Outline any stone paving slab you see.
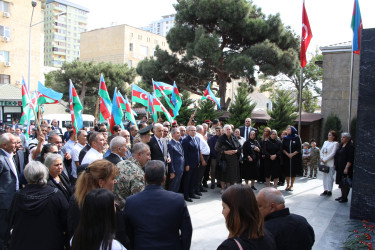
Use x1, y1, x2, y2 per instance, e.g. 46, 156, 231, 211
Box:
186, 175, 354, 250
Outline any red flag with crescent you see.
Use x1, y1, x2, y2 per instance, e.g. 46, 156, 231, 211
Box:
301, 0, 312, 68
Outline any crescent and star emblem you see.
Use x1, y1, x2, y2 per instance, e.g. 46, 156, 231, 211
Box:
302, 23, 308, 41
140, 93, 148, 100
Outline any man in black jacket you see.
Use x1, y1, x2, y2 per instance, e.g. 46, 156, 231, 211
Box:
257, 187, 315, 250
105, 136, 127, 165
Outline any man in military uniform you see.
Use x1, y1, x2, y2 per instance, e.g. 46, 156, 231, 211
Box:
114, 142, 151, 210
209, 119, 220, 135
138, 124, 153, 144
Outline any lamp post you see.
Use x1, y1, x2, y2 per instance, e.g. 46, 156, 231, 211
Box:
28, 1, 65, 91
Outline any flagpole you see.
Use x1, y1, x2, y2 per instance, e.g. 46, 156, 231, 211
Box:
348, 48, 355, 132
298, 67, 303, 134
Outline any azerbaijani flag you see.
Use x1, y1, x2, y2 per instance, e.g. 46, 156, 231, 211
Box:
148, 94, 157, 123
132, 84, 150, 107
152, 80, 173, 97
20, 77, 31, 124
25, 91, 38, 139
109, 88, 124, 134
171, 82, 182, 116
351, 0, 363, 54
152, 94, 173, 123
69, 80, 83, 134
37, 81, 63, 105
201, 82, 221, 109
99, 74, 112, 122
118, 91, 138, 129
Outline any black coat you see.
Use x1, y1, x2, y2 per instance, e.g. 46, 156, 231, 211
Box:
334, 141, 355, 184
264, 208, 315, 250
217, 229, 276, 250
104, 152, 123, 165
47, 173, 72, 202
6, 184, 69, 250
282, 136, 302, 177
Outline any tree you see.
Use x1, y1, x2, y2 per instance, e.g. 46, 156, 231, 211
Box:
137, 0, 299, 109
260, 52, 323, 112
227, 85, 257, 128
45, 60, 136, 115
195, 99, 221, 124
324, 114, 342, 139
267, 89, 297, 132
174, 90, 195, 125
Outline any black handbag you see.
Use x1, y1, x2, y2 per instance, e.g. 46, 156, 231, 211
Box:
340, 176, 352, 188
318, 163, 330, 173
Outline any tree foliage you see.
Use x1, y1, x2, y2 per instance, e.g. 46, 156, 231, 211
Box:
302, 89, 319, 113
228, 85, 257, 128
174, 90, 195, 125
137, 0, 299, 109
267, 89, 297, 132
324, 114, 342, 139
45, 60, 136, 115
195, 99, 221, 124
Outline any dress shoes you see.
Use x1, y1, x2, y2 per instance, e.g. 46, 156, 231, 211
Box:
200, 188, 208, 192
335, 197, 343, 201
339, 198, 348, 203
326, 191, 332, 196
184, 197, 193, 202
190, 195, 200, 199
195, 192, 202, 196
320, 191, 328, 196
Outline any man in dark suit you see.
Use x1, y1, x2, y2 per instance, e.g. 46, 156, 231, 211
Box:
148, 123, 169, 164
167, 128, 184, 192
51, 119, 63, 135
181, 126, 201, 202
13, 135, 27, 180
124, 160, 192, 250
104, 136, 128, 165
239, 117, 257, 141
0, 133, 18, 248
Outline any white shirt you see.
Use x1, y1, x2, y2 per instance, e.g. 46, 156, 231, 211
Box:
196, 133, 210, 155
63, 140, 76, 154
71, 143, 85, 178
1, 149, 19, 190
81, 147, 103, 165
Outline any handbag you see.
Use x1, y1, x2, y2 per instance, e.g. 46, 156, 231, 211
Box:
340, 176, 352, 188
318, 163, 330, 173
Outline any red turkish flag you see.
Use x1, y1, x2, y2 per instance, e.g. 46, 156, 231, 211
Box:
301, 0, 312, 68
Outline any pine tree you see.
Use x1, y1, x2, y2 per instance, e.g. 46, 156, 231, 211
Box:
195, 99, 220, 124
175, 90, 194, 125
228, 85, 256, 128
324, 114, 342, 139
267, 89, 297, 132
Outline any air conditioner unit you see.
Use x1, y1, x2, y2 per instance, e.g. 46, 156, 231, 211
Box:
2, 36, 10, 42
4, 62, 11, 67
3, 12, 10, 18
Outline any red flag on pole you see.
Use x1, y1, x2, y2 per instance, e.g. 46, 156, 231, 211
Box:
301, 0, 312, 68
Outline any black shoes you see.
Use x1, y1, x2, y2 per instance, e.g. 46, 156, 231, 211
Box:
200, 188, 208, 192
339, 198, 348, 203
195, 192, 202, 196
335, 197, 343, 201
190, 195, 200, 199
251, 186, 257, 191
327, 191, 332, 196
184, 197, 193, 202
320, 191, 328, 196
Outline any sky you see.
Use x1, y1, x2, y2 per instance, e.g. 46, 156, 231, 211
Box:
73, 0, 375, 55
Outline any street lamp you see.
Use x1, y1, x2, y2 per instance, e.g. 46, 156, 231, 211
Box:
28, 1, 66, 91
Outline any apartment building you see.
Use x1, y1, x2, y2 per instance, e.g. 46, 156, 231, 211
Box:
141, 14, 175, 37
44, 0, 88, 67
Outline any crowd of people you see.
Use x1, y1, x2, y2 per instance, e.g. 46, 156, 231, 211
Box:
0, 115, 355, 249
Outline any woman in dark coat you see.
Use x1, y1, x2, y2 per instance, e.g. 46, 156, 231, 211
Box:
242, 130, 261, 190
334, 132, 355, 203
282, 125, 302, 191
259, 127, 271, 184
5, 161, 69, 250
264, 130, 282, 189
215, 125, 242, 194
45, 153, 72, 202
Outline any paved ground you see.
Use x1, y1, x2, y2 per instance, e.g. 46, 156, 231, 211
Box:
187, 174, 354, 250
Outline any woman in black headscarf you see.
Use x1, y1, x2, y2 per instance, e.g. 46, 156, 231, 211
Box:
282, 125, 302, 191
242, 130, 261, 190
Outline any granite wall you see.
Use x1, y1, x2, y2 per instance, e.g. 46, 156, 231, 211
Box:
350, 28, 375, 222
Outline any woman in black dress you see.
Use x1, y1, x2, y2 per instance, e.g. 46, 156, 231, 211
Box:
282, 125, 302, 191
264, 130, 282, 189
259, 127, 271, 184
334, 132, 355, 203
217, 185, 276, 250
242, 130, 261, 190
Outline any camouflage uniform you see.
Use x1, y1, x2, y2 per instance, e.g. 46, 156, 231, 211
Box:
114, 156, 145, 210
309, 147, 320, 178
133, 134, 141, 145
209, 127, 216, 136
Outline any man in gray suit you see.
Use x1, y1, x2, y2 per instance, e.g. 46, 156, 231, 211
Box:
0, 133, 17, 248
167, 128, 184, 192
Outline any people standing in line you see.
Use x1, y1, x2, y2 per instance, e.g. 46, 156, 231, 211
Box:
320, 130, 339, 197
71, 188, 126, 250
5, 161, 69, 250
217, 185, 276, 250
282, 126, 302, 191
242, 130, 261, 190
263, 130, 282, 189
124, 160, 192, 250
215, 125, 241, 194
257, 187, 315, 250
181, 126, 201, 202
309, 139, 320, 179
167, 128, 185, 193
259, 127, 271, 184
334, 132, 355, 203
208, 126, 222, 189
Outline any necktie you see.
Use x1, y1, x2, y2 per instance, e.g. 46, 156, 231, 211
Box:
158, 139, 164, 154
245, 127, 248, 141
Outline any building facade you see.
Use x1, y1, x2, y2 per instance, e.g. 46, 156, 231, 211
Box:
44, 0, 88, 67
141, 14, 175, 37
0, 0, 43, 91
80, 24, 170, 69
320, 42, 359, 136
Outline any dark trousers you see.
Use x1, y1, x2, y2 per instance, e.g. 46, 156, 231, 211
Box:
183, 165, 198, 198
195, 155, 209, 192
203, 157, 211, 184
0, 209, 7, 249
168, 171, 183, 193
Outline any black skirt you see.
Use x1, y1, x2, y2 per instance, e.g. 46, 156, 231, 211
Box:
241, 160, 259, 180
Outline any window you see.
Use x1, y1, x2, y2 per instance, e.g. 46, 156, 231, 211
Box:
138, 35, 142, 40
129, 43, 133, 52
0, 1, 9, 12
0, 50, 9, 62
0, 25, 10, 38
139, 45, 148, 57
0, 74, 10, 84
